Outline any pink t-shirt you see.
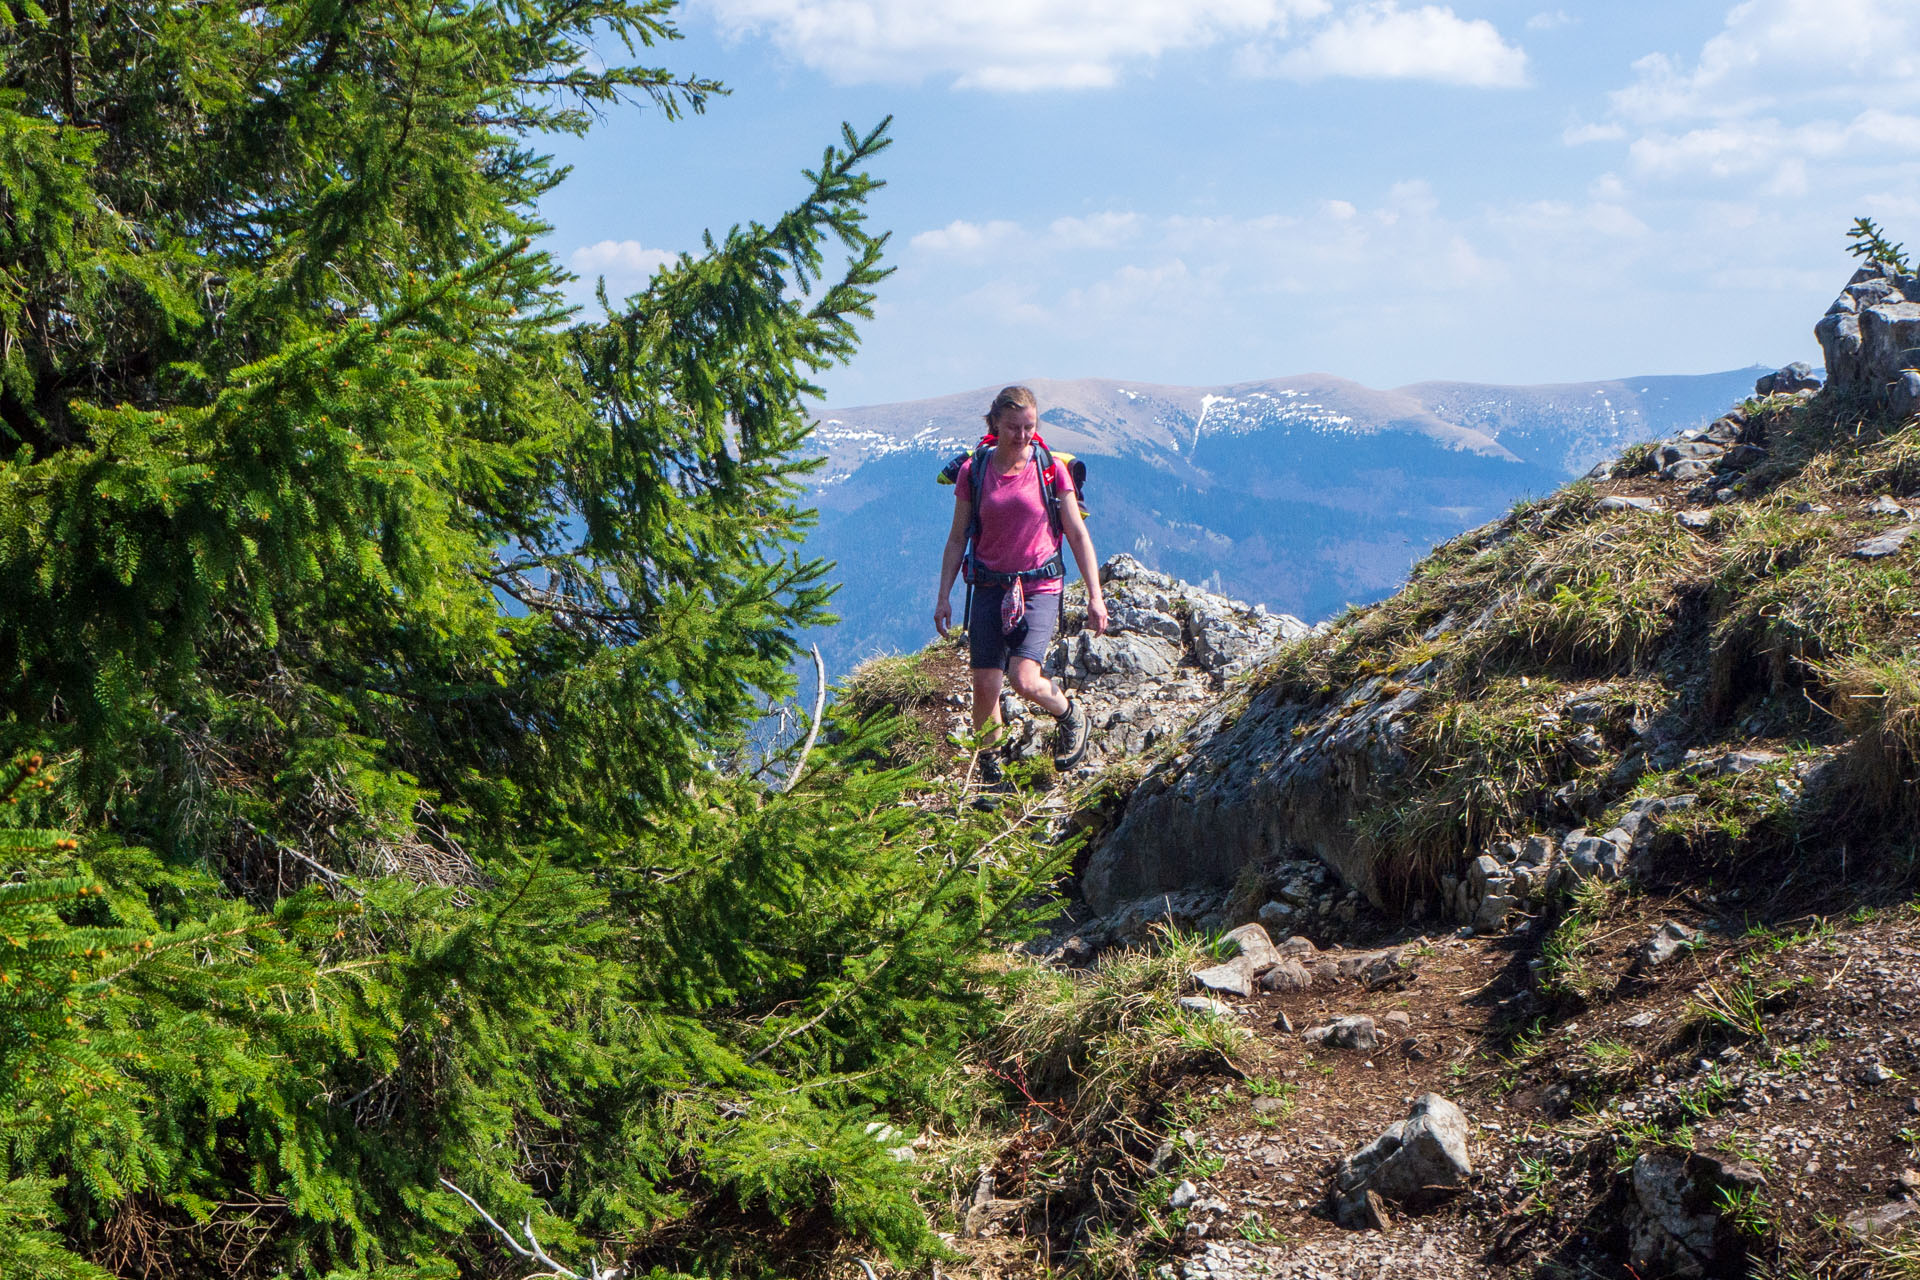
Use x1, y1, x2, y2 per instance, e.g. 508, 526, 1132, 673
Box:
956, 450, 1074, 594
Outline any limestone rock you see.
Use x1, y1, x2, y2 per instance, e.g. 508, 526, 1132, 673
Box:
1190, 923, 1283, 996
1331, 1094, 1472, 1225
1855, 524, 1918, 559
1189, 963, 1253, 997
1597, 495, 1661, 513
1082, 661, 1425, 910
1625, 1150, 1766, 1278
1302, 1014, 1381, 1052
1257, 958, 1313, 993
1256, 900, 1293, 930
1047, 554, 1307, 779
1560, 827, 1631, 883
1817, 261, 1920, 406
1655, 441, 1726, 467
1753, 361, 1821, 395
1843, 1199, 1920, 1241
1636, 920, 1700, 971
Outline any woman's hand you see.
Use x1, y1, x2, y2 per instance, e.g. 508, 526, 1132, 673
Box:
934, 597, 952, 636
1086, 598, 1109, 635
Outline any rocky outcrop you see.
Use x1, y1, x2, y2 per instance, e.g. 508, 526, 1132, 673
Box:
1439, 793, 1695, 933
1816, 261, 1920, 416
1076, 386, 1776, 919
1080, 656, 1423, 912
990, 554, 1307, 771
1752, 361, 1820, 396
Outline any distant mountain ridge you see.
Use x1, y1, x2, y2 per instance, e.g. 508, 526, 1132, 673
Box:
798, 367, 1772, 675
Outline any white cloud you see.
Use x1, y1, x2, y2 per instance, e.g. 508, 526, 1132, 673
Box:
1254, 2, 1529, 88
932, 181, 1652, 324
691, 0, 1329, 90
692, 0, 1532, 92
1609, 0, 1920, 125
1525, 9, 1574, 30
1569, 0, 1920, 216
569, 239, 676, 280
847, 175, 1841, 407
1627, 109, 1920, 182
912, 213, 1148, 257
909, 219, 1022, 254
1589, 172, 1628, 201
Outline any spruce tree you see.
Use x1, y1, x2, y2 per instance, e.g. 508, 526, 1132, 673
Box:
0, 2, 1058, 1275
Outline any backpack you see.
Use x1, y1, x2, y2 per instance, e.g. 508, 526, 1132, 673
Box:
936, 433, 1089, 588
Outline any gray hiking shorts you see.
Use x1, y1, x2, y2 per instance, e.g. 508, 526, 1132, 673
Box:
967, 585, 1061, 671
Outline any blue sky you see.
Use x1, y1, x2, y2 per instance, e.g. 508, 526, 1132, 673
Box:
538, 0, 1920, 407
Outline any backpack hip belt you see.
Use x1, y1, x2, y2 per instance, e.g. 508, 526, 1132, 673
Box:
965, 551, 1066, 589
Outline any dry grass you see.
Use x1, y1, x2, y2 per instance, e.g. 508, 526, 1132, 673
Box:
928, 929, 1251, 1276
1823, 653, 1920, 826
1709, 518, 1919, 718
840, 650, 943, 719
1352, 676, 1581, 894
1492, 513, 1706, 675
984, 930, 1249, 1138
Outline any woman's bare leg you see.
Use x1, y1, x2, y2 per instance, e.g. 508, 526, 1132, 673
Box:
1006, 657, 1068, 718
971, 667, 1007, 740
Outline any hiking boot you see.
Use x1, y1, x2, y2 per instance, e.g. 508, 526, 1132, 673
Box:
972, 750, 1006, 811
1053, 697, 1089, 769
978, 750, 1004, 787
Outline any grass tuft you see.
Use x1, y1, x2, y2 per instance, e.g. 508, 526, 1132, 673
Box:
1492, 514, 1706, 675
1823, 653, 1920, 825
840, 650, 942, 719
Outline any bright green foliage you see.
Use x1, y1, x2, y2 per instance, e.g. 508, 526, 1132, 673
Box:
0, 3, 1056, 1275
1848, 215, 1911, 272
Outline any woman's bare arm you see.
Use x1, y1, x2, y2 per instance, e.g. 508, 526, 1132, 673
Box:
934, 489, 972, 636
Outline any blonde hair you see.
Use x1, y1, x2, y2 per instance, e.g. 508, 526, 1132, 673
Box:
984, 385, 1038, 429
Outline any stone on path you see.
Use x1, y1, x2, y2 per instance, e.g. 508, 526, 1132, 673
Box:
1331, 1094, 1472, 1227
1855, 524, 1918, 559
1302, 1014, 1382, 1052
1626, 1150, 1766, 1278
1845, 1199, 1920, 1241
1636, 920, 1701, 971
1191, 923, 1284, 997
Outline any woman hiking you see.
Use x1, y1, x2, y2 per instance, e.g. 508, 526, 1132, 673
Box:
934, 385, 1108, 787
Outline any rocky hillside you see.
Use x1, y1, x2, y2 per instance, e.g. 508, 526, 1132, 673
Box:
858, 266, 1920, 1280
